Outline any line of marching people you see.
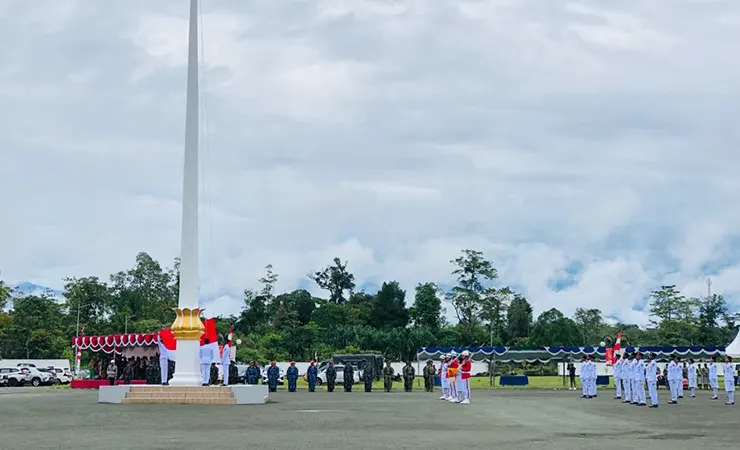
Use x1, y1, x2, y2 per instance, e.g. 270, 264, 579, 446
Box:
609, 352, 735, 407
437, 350, 472, 404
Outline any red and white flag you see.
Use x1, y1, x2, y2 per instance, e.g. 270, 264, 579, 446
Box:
200, 318, 219, 363
158, 329, 177, 361
614, 330, 622, 357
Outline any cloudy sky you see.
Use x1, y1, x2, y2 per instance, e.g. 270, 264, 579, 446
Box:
2, 0, 740, 325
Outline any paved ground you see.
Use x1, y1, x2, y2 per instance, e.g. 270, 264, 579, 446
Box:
0, 387, 737, 450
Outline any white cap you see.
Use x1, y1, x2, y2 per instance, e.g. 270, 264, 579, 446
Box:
462, 350, 470, 356
450, 350, 458, 356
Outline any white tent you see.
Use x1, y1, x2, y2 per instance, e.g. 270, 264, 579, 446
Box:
726, 330, 740, 358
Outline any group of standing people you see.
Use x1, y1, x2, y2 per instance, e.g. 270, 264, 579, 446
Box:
611, 353, 736, 407
437, 350, 472, 404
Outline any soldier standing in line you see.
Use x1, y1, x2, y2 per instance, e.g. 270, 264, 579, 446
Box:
266, 361, 280, 392
146, 357, 158, 385
307, 361, 318, 392
363, 362, 375, 392
326, 361, 337, 392
343, 364, 354, 392
286, 361, 299, 392
403, 361, 415, 392
246, 361, 259, 385
423, 361, 435, 392
123, 360, 134, 385
383, 361, 394, 392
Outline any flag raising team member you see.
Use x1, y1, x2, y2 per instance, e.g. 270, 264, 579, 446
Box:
459, 350, 472, 404
708, 356, 719, 400
723, 356, 735, 405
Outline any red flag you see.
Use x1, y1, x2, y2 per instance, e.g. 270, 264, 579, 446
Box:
200, 318, 218, 346
614, 330, 622, 358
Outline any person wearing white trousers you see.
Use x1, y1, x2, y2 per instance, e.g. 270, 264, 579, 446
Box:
633, 352, 646, 406
221, 343, 231, 386
622, 354, 633, 403
687, 359, 697, 398
439, 357, 449, 400
613, 356, 624, 400
677, 357, 685, 399
708, 357, 719, 400
667, 356, 680, 404
646, 354, 659, 408
724, 356, 735, 405
157, 338, 169, 386
199, 339, 214, 386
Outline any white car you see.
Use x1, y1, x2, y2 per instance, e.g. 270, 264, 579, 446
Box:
316, 365, 360, 385
0, 367, 27, 387
18, 367, 53, 387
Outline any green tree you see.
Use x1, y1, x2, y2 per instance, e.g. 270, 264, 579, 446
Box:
409, 282, 443, 330
371, 281, 409, 329
0, 279, 11, 310
697, 294, 727, 345
506, 294, 533, 344
480, 287, 512, 346
573, 308, 605, 346
310, 257, 356, 304
446, 249, 498, 344
62, 276, 113, 336
529, 308, 581, 346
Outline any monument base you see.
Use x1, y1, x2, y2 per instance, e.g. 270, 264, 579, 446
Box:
168, 339, 202, 386
98, 384, 269, 405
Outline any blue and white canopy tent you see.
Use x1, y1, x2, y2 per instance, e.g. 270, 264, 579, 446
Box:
417, 345, 727, 363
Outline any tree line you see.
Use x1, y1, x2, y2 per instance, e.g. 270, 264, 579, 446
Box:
0, 249, 738, 364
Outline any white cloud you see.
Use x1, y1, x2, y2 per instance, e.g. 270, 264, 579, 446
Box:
1, 0, 740, 329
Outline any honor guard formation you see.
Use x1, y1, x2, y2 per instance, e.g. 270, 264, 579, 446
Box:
606, 353, 735, 407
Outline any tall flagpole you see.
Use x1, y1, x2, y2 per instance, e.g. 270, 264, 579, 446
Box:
169, 0, 205, 386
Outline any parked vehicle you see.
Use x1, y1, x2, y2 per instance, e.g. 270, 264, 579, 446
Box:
262, 367, 284, 385
0, 367, 27, 387
315, 364, 360, 385
38, 367, 70, 384
19, 367, 53, 387
328, 354, 383, 380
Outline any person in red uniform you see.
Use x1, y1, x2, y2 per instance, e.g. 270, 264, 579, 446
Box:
446, 352, 459, 403
460, 350, 472, 404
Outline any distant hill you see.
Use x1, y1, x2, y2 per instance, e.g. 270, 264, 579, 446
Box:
10, 282, 63, 299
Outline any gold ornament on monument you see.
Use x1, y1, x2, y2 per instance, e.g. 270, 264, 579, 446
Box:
170, 307, 205, 340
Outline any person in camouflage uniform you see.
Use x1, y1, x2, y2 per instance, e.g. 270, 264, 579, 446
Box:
403, 361, 415, 392
145, 360, 158, 385
423, 360, 436, 392
326, 361, 337, 392
363, 362, 375, 392
343, 364, 354, 392
209, 363, 219, 385
383, 361, 394, 392
123, 361, 134, 385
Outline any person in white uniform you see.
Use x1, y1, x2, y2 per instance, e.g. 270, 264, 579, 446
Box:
687, 358, 697, 398
613, 354, 623, 400
667, 355, 679, 404
221, 343, 231, 386
676, 357, 685, 399
579, 356, 588, 398
588, 355, 598, 398
708, 356, 719, 400
723, 355, 735, 405
157, 338, 169, 386
646, 353, 659, 408
439, 355, 449, 400
622, 353, 633, 403
199, 338, 214, 386
633, 352, 646, 406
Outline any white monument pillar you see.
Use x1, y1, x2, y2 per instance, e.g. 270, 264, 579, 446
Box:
169, 0, 205, 387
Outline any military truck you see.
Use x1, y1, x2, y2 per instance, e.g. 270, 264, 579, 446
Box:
317, 354, 384, 380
